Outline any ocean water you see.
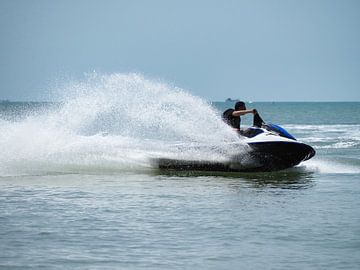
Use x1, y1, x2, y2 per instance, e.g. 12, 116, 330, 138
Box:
1, 74, 359, 269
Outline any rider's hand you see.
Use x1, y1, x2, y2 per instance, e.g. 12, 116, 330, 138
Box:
252, 109, 258, 114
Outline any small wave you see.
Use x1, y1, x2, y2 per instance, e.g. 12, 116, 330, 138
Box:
315, 141, 360, 149
299, 136, 336, 143
283, 124, 360, 151
284, 124, 360, 132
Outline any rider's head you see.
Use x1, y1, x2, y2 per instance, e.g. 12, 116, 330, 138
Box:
235, 101, 246, 111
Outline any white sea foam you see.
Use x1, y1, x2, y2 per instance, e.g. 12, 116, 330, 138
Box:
299, 159, 360, 174
0, 73, 245, 176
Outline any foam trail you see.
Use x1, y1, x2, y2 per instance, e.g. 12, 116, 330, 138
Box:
0, 73, 245, 176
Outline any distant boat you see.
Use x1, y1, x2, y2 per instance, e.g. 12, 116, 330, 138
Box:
225, 98, 240, 102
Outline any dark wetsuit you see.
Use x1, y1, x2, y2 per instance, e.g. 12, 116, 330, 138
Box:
222, 109, 241, 130
223, 108, 265, 137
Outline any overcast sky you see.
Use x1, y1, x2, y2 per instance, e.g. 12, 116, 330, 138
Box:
0, 0, 359, 101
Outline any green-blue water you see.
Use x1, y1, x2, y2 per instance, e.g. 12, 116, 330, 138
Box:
1, 97, 360, 268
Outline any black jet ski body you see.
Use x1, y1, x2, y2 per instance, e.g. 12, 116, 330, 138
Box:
233, 125, 315, 171
155, 115, 315, 172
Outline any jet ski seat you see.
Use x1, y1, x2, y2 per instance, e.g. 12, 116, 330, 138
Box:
240, 127, 264, 138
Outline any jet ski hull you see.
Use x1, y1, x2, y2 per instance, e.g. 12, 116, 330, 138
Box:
244, 141, 315, 171
155, 141, 315, 173
154, 118, 316, 173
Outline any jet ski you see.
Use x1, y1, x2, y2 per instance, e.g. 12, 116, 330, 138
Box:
154, 113, 315, 172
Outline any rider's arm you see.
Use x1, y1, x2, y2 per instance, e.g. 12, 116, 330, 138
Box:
232, 109, 257, 117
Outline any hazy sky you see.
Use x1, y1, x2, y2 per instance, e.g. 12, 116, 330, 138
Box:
0, 0, 359, 101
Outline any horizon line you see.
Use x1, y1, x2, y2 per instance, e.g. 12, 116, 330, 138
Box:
1, 99, 360, 103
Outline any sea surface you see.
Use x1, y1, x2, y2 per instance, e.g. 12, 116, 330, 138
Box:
1, 74, 360, 269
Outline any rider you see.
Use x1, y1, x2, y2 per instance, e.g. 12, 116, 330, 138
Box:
222, 101, 258, 134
